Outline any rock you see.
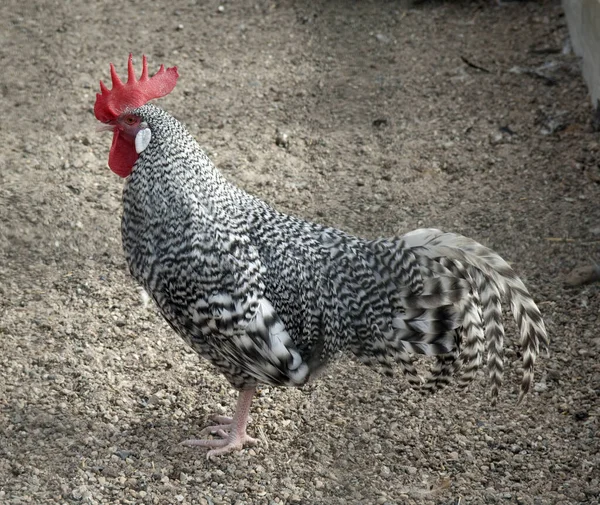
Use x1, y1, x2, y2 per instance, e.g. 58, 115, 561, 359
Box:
114, 449, 136, 460
275, 131, 289, 148
565, 264, 600, 286
71, 485, 91, 502
547, 369, 561, 380
490, 132, 504, 145
101, 467, 119, 478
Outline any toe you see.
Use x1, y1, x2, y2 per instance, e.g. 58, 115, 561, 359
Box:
199, 424, 230, 437
211, 415, 233, 424
206, 441, 244, 458
181, 438, 227, 448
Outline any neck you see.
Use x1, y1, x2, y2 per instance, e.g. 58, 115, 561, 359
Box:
125, 104, 259, 217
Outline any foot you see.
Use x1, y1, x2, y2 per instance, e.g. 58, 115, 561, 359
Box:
181, 389, 257, 458
198, 414, 251, 431
182, 417, 258, 458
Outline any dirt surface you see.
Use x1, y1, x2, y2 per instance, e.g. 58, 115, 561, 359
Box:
1, 0, 599, 504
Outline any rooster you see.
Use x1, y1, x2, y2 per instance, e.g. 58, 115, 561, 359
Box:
94, 55, 548, 458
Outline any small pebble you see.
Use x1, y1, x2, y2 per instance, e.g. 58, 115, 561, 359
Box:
275, 131, 289, 148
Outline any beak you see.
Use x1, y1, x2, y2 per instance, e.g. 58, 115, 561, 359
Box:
96, 123, 115, 133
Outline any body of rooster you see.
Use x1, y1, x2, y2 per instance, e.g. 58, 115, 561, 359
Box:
95, 56, 548, 457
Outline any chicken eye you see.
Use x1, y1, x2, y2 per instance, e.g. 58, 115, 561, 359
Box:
124, 116, 137, 125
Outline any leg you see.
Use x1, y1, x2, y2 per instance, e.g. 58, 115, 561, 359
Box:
182, 388, 258, 458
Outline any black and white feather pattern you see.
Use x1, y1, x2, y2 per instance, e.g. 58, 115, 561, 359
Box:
121, 104, 548, 401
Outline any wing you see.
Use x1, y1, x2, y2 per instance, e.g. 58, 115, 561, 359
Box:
148, 218, 311, 388
219, 297, 310, 386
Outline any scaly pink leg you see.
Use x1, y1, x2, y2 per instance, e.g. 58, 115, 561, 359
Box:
182, 388, 258, 458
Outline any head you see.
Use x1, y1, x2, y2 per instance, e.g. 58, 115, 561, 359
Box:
95, 54, 179, 177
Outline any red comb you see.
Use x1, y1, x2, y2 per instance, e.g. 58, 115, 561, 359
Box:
94, 54, 179, 123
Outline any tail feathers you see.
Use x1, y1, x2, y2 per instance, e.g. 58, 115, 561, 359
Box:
433, 257, 487, 392
397, 228, 548, 402
421, 352, 460, 394
454, 287, 485, 389
358, 351, 423, 387
394, 351, 423, 387
419, 292, 485, 396
473, 267, 505, 404
389, 275, 468, 357
399, 277, 471, 309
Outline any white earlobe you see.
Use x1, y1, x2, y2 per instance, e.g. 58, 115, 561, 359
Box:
135, 128, 152, 154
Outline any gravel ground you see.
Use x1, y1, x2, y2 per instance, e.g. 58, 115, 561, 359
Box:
1, 0, 599, 504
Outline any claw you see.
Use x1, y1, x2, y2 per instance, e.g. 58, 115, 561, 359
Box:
211, 415, 234, 424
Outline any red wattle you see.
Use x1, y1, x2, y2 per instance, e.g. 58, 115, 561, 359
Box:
108, 129, 138, 178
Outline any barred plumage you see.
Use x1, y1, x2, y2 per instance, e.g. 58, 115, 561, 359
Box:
400, 229, 549, 401
95, 57, 548, 457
